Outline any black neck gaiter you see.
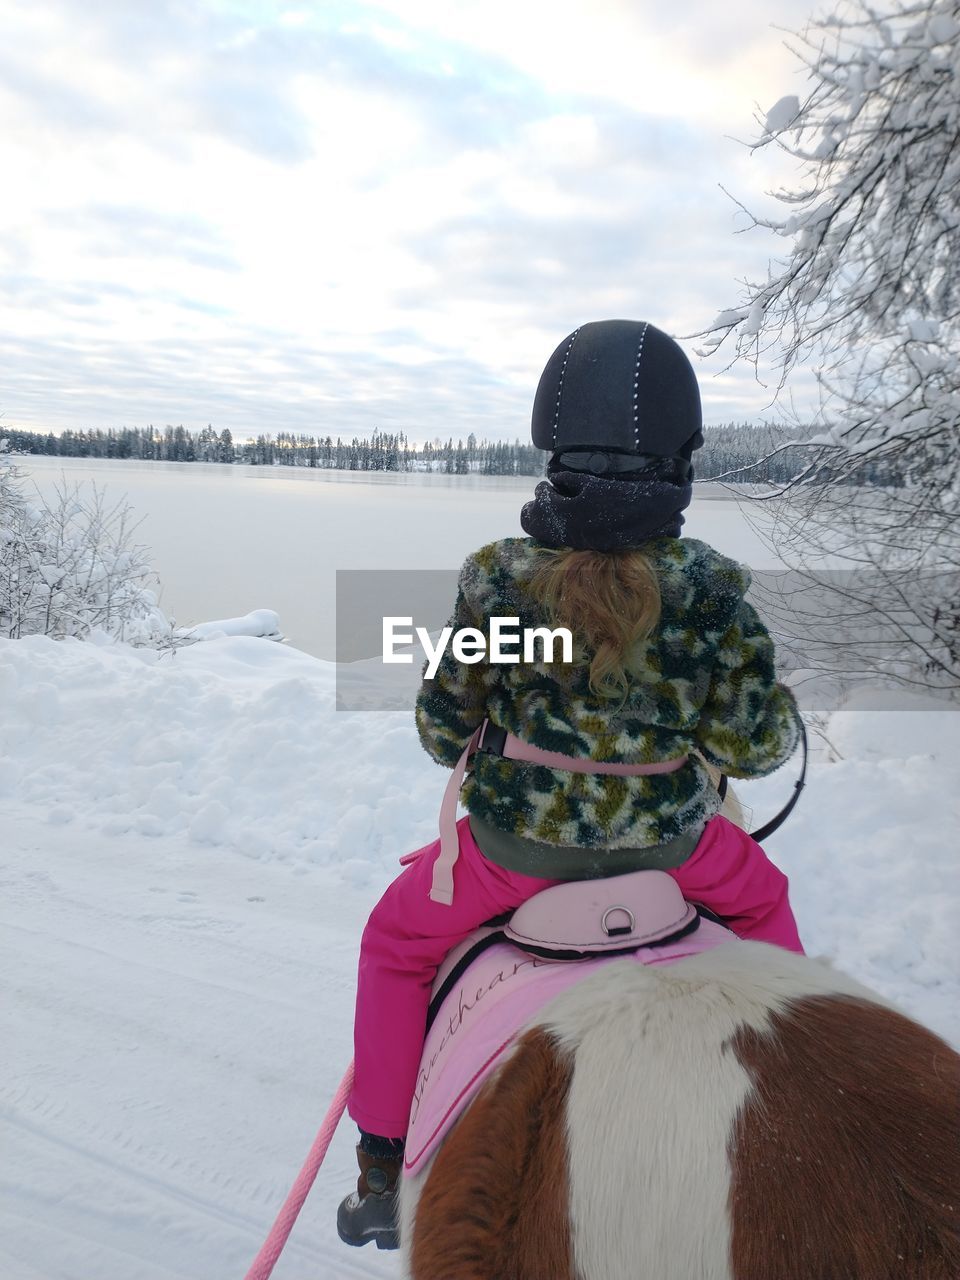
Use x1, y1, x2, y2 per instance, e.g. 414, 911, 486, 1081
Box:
519, 461, 692, 551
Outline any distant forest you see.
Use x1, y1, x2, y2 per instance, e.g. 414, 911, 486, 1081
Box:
0, 421, 902, 485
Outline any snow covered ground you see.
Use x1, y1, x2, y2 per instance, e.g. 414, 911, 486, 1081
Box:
3, 629, 959, 1280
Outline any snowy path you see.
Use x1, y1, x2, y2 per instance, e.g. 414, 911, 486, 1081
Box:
3, 633, 959, 1279
2, 806, 397, 1280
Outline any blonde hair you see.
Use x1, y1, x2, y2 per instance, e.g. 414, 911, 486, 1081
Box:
527, 547, 662, 701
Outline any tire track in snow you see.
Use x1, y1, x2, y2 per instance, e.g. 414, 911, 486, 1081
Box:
0, 1089, 393, 1280
2, 810, 394, 1277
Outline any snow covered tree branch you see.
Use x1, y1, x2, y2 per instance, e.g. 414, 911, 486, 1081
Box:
701, 1, 960, 407
696, 0, 960, 692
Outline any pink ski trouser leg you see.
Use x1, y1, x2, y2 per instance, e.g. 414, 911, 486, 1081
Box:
348, 816, 560, 1138
668, 814, 805, 954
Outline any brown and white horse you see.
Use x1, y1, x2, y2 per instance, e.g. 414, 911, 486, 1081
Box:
398, 797, 960, 1279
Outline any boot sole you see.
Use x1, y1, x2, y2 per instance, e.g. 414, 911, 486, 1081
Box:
337, 1222, 400, 1251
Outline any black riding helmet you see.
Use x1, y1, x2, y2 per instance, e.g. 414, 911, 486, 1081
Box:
520, 320, 703, 549
531, 319, 703, 479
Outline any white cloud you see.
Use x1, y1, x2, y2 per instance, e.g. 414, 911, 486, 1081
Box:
357, 0, 815, 128
0, 0, 821, 440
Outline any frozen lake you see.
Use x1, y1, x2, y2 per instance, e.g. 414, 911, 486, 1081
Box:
15, 456, 779, 659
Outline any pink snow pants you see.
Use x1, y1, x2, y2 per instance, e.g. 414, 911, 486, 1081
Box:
348, 813, 804, 1138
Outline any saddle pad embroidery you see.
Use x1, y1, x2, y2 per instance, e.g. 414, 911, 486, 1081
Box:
404, 919, 731, 1174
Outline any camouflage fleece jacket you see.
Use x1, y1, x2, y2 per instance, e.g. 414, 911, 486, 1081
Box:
414, 536, 802, 850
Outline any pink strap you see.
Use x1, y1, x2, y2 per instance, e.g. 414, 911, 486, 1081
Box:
502, 732, 687, 776
428, 719, 688, 907
432, 723, 485, 905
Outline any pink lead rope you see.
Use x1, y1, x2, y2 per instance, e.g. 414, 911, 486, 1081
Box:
429, 718, 688, 905
243, 1059, 355, 1280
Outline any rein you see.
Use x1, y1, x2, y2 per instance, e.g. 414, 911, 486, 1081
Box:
242, 1061, 355, 1280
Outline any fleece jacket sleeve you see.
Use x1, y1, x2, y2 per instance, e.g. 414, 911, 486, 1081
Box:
693, 595, 802, 779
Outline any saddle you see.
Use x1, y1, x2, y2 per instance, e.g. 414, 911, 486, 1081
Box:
403, 869, 732, 1175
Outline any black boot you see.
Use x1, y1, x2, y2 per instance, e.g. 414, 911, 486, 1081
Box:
336, 1146, 401, 1250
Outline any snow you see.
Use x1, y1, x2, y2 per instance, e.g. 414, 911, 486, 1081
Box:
740, 299, 765, 337
763, 93, 799, 135
927, 13, 960, 44
908, 318, 940, 341
180, 609, 284, 642
813, 128, 839, 160
710, 308, 747, 329
3, 628, 959, 1277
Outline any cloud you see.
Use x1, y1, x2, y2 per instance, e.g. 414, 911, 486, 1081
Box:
0, 0, 551, 162
0, 51, 121, 133
0, 323, 526, 439
0, 0, 824, 442
43, 204, 241, 272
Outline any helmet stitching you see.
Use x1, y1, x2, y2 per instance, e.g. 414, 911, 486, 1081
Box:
551, 326, 581, 449
632, 321, 649, 450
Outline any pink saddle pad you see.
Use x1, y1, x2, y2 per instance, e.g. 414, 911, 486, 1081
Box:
403, 915, 731, 1175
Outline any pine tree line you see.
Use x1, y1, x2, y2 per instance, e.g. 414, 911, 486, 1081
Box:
697, 422, 903, 486
0, 421, 902, 485
0, 424, 544, 475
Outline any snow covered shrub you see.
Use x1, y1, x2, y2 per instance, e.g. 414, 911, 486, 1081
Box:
0, 444, 174, 644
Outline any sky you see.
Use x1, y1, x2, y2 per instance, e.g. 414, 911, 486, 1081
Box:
0, 0, 825, 444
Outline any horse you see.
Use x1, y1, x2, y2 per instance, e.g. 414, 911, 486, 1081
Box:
397, 783, 960, 1280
